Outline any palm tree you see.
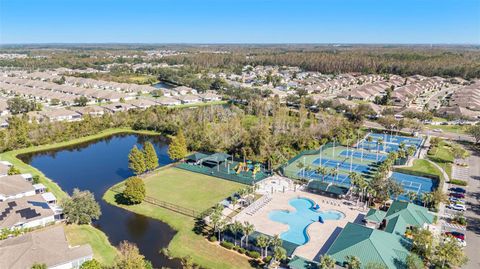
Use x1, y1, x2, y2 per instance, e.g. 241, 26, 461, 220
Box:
316, 166, 328, 182
273, 247, 287, 264
346, 256, 361, 269
271, 234, 283, 251
376, 138, 383, 160
229, 221, 243, 246
366, 136, 373, 150
407, 146, 416, 157
217, 220, 227, 241
297, 161, 305, 179
407, 191, 417, 203
330, 168, 338, 183
319, 255, 336, 269
256, 235, 269, 258
243, 222, 255, 248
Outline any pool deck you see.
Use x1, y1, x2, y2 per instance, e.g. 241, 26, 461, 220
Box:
234, 190, 364, 261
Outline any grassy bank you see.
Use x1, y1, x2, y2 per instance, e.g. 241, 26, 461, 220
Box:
103, 168, 253, 269
0, 127, 157, 264
64, 224, 118, 266
427, 140, 454, 179
0, 128, 158, 199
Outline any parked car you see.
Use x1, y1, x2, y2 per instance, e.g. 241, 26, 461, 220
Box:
449, 197, 465, 204
448, 203, 466, 211
445, 231, 466, 241
449, 192, 465, 199
444, 236, 467, 247
449, 187, 466, 193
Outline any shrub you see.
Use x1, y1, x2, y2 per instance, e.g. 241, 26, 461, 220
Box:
220, 241, 234, 250
122, 176, 146, 204
209, 235, 217, 242
233, 245, 239, 251
263, 256, 272, 263
32, 175, 40, 184
449, 179, 467, 186
238, 248, 246, 254
246, 250, 260, 259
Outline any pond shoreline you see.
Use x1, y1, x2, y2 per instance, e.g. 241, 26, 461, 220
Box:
0, 128, 177, 267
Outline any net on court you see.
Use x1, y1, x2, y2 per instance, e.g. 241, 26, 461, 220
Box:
339, 150, 386, 162
391, 172, 435, 195
297, 169, 351, 186
368, 133, 423, 146
312, 158, 371, 174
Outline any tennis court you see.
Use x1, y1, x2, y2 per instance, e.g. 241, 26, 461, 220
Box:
368, 133, 423, 146
297, 169, 351, 186
312, 158, 371, 174
391, 172, 436, 196
339, 150, 386, 162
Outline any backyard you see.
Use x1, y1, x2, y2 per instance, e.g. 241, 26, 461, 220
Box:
103, 167, 253, 269
64, 224, 118, 266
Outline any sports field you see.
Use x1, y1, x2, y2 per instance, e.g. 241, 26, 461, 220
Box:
104, 167, 252, 269
143, 167, 244, 212
283, 144, 384, 187
357, 133, 424, 153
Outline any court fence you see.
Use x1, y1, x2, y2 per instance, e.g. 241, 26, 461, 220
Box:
279, 143, 339, 180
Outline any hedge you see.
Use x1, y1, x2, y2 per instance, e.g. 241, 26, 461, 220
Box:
449, 179, 468, 186
220, 241, 234, 250
246, 250, 261, 259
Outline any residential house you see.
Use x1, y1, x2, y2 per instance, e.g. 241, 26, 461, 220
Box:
74, 105, 105, 117
40, 108, 82, 122
0, 175, 36, 201
101, 102, 136, 113
0, 225, 93, 269
0, 194, 57, 230
155, 97, 182, 106
177, 94, 201, 104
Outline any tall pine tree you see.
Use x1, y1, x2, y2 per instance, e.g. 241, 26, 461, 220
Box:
167, 130, 188, 161
143, 141, 158, 171
128, 145, 146, 175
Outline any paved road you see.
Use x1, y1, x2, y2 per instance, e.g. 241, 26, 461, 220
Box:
463, 147, 480, 269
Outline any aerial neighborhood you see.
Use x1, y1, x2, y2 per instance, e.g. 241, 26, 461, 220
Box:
0, 1, 479, 268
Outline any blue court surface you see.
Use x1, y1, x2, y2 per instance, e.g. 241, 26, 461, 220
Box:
297, 170, 351, 186
390, 172, 436, 199
368, 133, 423, 146
340, 150, 386, 162
312, 158, 371, 174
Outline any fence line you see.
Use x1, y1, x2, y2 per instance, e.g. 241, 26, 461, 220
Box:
110, 185, 200, 218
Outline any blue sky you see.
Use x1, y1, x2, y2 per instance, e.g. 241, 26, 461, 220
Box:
1, 0, 479, 44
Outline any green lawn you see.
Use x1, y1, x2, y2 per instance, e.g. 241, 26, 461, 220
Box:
64, 224, 118, 266
427, 140, 454, 179
395, 159, 445, 181
144, 168, 243, 212
103, 168, 253, 269
425, 124, 467, 134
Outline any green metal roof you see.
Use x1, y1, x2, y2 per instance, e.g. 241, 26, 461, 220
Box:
185, 152, 209, 161
365, 209, 386, 223
307, 181, 349, 195
384, 215, 408, 236
326, 223, 411, 269
287, 256, 318, 269
384, 201, 434, 230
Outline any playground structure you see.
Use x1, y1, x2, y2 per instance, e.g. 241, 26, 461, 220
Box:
177, 152, 270, 185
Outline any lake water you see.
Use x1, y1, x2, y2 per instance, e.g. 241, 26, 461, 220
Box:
153, 81, 176, 89
19, 134, 181, 268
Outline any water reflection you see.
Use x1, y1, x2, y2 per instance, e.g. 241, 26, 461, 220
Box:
19, 133, 181, 268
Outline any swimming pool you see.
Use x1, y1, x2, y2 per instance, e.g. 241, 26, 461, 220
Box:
268, 197, 344, 245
